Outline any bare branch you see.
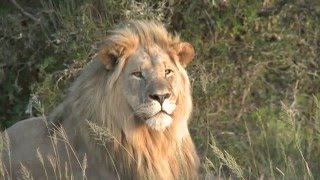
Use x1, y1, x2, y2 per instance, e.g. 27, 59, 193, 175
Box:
10, 0, 40, 22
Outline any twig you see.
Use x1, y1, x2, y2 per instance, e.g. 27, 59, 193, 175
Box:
10, 0, 40, 22
257, 0, 289, 17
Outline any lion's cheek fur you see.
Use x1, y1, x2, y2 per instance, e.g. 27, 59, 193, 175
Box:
121, 78, 143, 110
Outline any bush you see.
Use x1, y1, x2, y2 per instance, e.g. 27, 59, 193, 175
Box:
1, 0, 319, 178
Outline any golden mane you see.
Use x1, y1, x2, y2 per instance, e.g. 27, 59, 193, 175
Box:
46, 20, 199, 179
106, 20, 180, 51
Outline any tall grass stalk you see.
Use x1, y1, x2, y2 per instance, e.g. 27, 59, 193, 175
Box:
208, 135, 244, 179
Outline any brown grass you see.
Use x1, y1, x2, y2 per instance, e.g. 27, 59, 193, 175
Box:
1, 0, 320, 179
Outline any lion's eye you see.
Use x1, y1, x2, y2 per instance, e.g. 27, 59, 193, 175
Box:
132, 71, 143, 78
165, 69, 173, 77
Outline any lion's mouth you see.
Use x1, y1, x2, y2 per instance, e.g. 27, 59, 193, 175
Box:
134, 102, 175, 118
144, 111, 173, 131
133, 101, 176, 131
152, 110, 170, 117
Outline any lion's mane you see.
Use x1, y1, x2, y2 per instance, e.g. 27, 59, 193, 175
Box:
49, 20, 199, 179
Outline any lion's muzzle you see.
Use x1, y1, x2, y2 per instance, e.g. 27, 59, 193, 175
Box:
134, 100, 176, 131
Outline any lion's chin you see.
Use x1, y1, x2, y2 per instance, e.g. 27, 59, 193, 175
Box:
145, 112, 172, 131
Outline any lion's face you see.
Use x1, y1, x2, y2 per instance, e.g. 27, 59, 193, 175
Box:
120, 46, 180, 131
98, 21, 195, 132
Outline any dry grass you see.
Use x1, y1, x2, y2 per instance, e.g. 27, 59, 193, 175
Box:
1, 0, 320, 179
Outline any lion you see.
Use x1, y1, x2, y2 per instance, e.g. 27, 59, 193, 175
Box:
1, 20, 200, 180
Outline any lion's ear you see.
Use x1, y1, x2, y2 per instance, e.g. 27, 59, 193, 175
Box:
98, 44, 124, 70
171, 42, 195, 68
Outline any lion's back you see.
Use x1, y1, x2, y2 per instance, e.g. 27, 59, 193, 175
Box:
1, 118, 51, 178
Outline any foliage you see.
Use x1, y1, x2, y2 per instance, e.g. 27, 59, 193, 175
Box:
1, 0, 320, 179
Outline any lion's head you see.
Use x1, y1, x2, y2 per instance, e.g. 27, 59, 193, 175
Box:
46, 20, 199, 179
97, 21, 195, 132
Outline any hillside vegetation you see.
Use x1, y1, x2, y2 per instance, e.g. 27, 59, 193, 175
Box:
1, 0, 320, 179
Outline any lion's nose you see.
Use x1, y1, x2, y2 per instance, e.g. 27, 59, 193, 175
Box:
149, 93, 171, 104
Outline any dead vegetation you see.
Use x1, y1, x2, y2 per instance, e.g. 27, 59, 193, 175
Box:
1, 0, 320, 179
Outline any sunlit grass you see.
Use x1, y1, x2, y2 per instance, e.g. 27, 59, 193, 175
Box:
1, 0, 320, 179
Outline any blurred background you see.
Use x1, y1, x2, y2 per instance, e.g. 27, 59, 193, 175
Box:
0, 0, 319, 179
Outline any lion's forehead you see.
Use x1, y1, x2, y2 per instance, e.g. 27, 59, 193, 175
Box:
126, 46, 174, 72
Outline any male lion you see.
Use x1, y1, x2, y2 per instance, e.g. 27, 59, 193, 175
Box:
1, 20, 200, 180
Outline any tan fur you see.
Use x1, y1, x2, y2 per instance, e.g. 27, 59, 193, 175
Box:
1, 20, 199, 180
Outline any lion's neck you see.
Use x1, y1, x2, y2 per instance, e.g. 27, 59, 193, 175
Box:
109, 125, 199, 180
78, 121, 199, 179
57, 105, 199, 179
